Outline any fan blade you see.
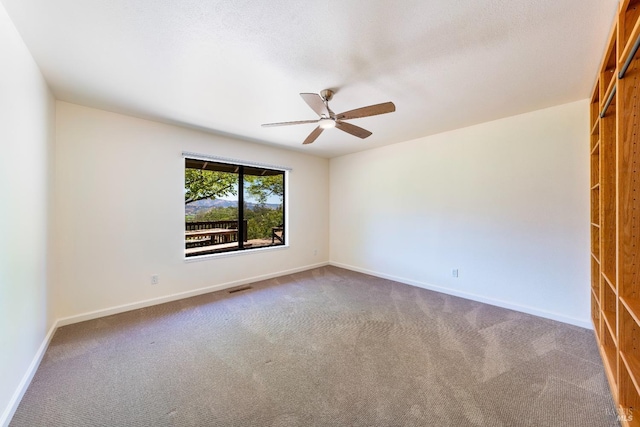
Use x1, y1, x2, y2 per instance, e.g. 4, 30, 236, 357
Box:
335, 121, 372, 139
303, 126, 324, 145
300, 93, 330, 117
336, 102, 396, 120
262, 119, 318, 127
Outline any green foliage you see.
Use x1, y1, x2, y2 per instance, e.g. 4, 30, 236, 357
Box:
193, 206, 237, 222
245, 174, 284, 204
185, 169, 237, 204
245, 205, 283, 240
193, 205, 283, 240
185, 169, 284, 205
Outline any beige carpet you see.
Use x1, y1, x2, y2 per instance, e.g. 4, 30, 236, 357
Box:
10, 266, 618, 426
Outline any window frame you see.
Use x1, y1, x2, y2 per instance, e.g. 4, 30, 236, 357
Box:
183, 153, 289, 260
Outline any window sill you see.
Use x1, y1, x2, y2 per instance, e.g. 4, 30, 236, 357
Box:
183, 244, 289, 262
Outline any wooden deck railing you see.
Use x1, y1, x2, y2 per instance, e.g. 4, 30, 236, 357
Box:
185, 220, 248, 248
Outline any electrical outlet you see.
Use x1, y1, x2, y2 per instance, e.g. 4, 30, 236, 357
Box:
151, 275, 159, 285
314, 249, 318, 256
452, 269, 459, 278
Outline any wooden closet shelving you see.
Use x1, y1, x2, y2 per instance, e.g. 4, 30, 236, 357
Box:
591, 1, 640, 425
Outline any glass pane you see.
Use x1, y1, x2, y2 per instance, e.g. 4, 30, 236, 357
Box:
243, 170, 285, 249
185, 160, 240, 256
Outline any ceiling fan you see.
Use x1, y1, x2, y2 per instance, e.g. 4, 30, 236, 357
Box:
261, 89, 396, 145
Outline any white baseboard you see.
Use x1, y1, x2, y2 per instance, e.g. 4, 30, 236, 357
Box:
1, 320, 58, 427
57, 261, 330, 327
329, 261, 592, 329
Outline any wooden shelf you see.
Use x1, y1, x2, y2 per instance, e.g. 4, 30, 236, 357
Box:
591, 226, 600, 258
592, 291, 601, 343
619, 296, 640, 426
601, 23, 617, 102
621, 352, 640, 398
601, 325, 619, 389
592, 256, 601, 307
621, 296, 640, 329
619, 363, 640, 427
603, 311, 618, 345
619, 0, 640, 71
592, 138, 601, 188
601, 80, 617, 117
591, 77, 601, 128
603, 279, 616, 334
599, 350, 618, 405
603, 273, 616, 294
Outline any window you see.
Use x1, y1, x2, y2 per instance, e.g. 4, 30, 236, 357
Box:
184, 157, 286, 257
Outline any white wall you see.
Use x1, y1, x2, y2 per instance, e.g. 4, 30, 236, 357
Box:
53, 102, 329, 320
0, 3, 56, 425
330, 100, 590, 327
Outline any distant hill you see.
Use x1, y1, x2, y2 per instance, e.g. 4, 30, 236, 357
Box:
185, 198, 280, 216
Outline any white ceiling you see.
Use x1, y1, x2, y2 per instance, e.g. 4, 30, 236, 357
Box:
2, 0, 618, 158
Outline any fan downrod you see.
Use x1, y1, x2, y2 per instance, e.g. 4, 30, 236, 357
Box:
320, 89, 334, 102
